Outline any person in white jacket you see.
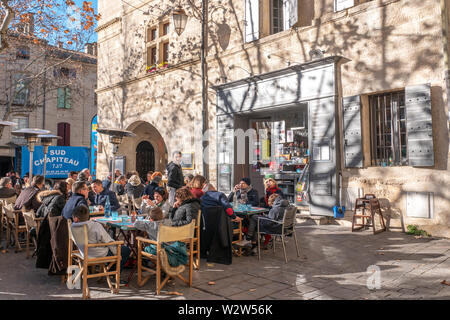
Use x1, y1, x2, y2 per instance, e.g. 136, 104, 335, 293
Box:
71, 205, 130, 272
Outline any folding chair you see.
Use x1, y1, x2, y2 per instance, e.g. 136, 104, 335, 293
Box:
192, 210, 201, 269
136, 221, 195, 295
22, 210, 37, 258
3, 203, 27, 252
231, 219, 243, 256
257, 205, 300, 263
67, 220, 124, 299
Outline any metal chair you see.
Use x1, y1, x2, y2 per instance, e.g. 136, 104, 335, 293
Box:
136, 221, 195, 295
67, 220, 124, 299
257, 205, 300, 263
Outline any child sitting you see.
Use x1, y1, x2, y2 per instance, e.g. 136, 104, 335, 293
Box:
133, 207, 166, 241
240, 193, 290, 251
71, 205, 131, 272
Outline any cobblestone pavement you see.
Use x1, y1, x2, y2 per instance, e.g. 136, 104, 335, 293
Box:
1, 224, 450, 300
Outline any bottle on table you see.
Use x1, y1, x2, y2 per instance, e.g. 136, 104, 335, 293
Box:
104, 195, 111, 218
131, 210, 136, 223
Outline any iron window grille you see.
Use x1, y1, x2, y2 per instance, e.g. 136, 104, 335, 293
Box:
369, 91, 408, 166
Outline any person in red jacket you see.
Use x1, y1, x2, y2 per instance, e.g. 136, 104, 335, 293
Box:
190, 175, 207, 199
264, 178, 283, 208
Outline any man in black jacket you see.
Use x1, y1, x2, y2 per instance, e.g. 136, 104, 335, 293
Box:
227, 177, 259, 207
166, 150, 183, 206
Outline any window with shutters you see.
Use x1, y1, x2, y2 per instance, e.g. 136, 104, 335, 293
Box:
334, 0, 374, 12
16, 46, 30, 60
369, 91, 407, 166
271, 0, 284, 34
145, 20, 170, 67
12, 116, 29, 145
57, 122, 71, 146
246, 0, 298, 42
12, 74, 30, 105
57, 87, 71, 109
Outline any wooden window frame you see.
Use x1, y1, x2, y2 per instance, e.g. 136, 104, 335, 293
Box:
146, 20, 170, 67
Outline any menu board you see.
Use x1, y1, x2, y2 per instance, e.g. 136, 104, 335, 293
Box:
181, 153, 194, 170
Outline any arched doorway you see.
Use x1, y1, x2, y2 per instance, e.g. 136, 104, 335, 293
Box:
136, 141, 155, 179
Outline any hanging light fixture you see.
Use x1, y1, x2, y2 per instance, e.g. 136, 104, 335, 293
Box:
172, 6, 188, 36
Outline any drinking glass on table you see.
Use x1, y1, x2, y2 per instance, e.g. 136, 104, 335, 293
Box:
111, 211, 119, 219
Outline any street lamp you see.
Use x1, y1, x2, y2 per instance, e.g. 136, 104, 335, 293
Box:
172, 3, 209, 180
172, 6, 188, 36
37, 134, 61, 181
96, 128, 136, 191
11, 128, 50, 181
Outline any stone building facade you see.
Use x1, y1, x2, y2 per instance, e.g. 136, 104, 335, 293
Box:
0, 30, 97, 175
96, 0, 450, 235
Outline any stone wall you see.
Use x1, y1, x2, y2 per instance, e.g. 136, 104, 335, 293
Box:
97, 0, 449, 231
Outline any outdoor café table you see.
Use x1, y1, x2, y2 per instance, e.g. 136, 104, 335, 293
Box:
91, 215, 144, 285
233, 206, 269, 217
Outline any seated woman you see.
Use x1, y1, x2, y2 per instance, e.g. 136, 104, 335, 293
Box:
242, 193, 289, 252
141, 187, 172, 219
227, 177, 259, 207
143, 172, 163, 199
263, 178, 283, 208
189, 175, 206, 199
125, 175, 145, 200
169, 187, 201, 227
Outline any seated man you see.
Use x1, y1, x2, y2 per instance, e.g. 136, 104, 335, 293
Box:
62, 181, 89, 220
14, 175, 45, 212
113, 175, 127, 196
227, 177, 259, 207
133, 207, 168, 241
71, 205, 130, 275
201, 185, 242, 223
241, 193, 289, 252
89, 179, 120, 212
0, 177, 17, 204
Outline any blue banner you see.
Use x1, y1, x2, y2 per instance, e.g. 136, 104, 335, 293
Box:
90, 115, 98, 179
21, 146, 90, 179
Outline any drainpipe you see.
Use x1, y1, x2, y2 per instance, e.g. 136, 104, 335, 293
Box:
201, 0, 209, 180
441, 0, 450, 125
42, 50, 47, 129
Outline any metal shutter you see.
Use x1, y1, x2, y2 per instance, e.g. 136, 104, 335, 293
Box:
342, 95, 363, 168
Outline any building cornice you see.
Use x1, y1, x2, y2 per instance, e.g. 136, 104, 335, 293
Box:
95, 17, 122, 33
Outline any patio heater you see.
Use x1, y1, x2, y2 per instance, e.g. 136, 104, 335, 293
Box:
37, 134, 61, 180
96, 128, 136, 191
11, 128, 50, 181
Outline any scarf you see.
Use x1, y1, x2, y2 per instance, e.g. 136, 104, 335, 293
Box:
265, 186, 280, 205
239, 185, 252, 204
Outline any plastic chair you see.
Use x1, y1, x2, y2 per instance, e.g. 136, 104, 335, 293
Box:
257, 205, 300, 263
136, 221, 195, 295
67, 220, 124, 299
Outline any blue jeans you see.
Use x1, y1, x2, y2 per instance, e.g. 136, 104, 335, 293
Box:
107, 245, 131, 271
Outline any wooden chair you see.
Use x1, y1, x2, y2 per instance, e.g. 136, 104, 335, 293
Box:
136, 221, 195, 295
67, 220, 124, 299
22, 210, 37, 258
192, 210, 201, 269
3, 203, 27, 252
231, 219, 243, 256
257, 205, 300, 263
352, 194, 386, 234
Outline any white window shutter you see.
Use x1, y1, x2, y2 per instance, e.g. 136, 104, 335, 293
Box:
245, 0, 259, 42
283, 0, 298, 30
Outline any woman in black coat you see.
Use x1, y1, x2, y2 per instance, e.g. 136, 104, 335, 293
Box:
169, 187, 201, 227
35, 182, 68, 270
